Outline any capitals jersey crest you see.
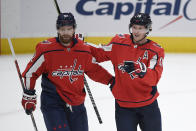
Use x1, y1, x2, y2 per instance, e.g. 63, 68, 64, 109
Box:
118, 62, 139, 80
52, 59, 84, 83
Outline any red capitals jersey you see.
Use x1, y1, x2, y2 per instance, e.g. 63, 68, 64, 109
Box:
87, 34, 165, 108
22, 37, 113, 106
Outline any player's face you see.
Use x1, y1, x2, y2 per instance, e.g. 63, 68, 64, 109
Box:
58, 25, 75, 46
131, 25, 148, 42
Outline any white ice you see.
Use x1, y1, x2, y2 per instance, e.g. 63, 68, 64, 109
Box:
0, 53, 196, 131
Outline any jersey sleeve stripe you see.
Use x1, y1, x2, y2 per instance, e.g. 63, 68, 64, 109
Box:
25, 49, 64, 76
85, 42, 100, 48
141, 48, 159, 70
25, 55, 45, 89
112, 42, 131, 47
74, 50, 91, 54
149, 55, 158, 69
101, 44, 113, 51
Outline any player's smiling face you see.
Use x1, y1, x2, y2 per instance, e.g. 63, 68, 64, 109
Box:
58, 25, 75, 46
131, 24, 148, 42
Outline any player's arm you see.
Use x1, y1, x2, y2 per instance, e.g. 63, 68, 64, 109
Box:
22, 44, 47, 90
21, 44, 47, 115
124, 48, 164, 86
141, 48, 165, 86
84, 54, 114, 85
85, 42, 113, 63
76, 33, 112, 62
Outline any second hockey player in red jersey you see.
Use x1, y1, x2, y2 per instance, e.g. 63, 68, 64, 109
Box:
21, 12, 113, 131
86, 13, 164, 131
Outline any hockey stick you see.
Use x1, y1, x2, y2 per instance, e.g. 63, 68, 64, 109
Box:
53, 0, 103, 124
8, 38, 38, 131
53, 0, 61, 14
84, 77, 103, 124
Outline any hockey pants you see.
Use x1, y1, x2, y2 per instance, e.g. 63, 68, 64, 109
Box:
115, 100, 162, 131
40, 91, 88, 131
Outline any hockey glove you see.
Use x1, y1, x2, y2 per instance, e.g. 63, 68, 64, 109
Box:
22, 89, 37, 115
75, 33, 84, 41
124, 61, 147, 78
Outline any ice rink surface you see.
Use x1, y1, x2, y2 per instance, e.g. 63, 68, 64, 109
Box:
0, 53, 196, 131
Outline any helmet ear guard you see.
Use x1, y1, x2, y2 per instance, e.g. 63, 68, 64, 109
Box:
147, 23, 152, 32
56, 12, 77, 29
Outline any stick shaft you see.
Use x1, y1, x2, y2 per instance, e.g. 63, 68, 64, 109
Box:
53, 0, 61, 14
8, 38, 38, 131
84, 77, 103, 124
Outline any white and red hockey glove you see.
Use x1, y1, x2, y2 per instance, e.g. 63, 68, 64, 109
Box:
22, 89, 37, 115
123, 61, 147, 78
75, 34, 84, 41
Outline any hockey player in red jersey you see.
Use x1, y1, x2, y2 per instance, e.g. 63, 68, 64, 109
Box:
86, 13, 164, 131
21, 12, 113, 131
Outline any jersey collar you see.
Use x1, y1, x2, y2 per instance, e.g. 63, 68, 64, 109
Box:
130, 34, 151, 46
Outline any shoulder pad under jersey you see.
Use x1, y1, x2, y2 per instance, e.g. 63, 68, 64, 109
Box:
40, 40, 52, 44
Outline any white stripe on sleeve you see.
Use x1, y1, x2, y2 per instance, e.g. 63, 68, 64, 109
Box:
148, 55, 158, 69
101, 44, 112, 51
85, 42, 112, 51
25, 55, 45, 90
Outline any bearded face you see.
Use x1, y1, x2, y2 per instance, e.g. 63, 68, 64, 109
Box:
58, 25, 75, 46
